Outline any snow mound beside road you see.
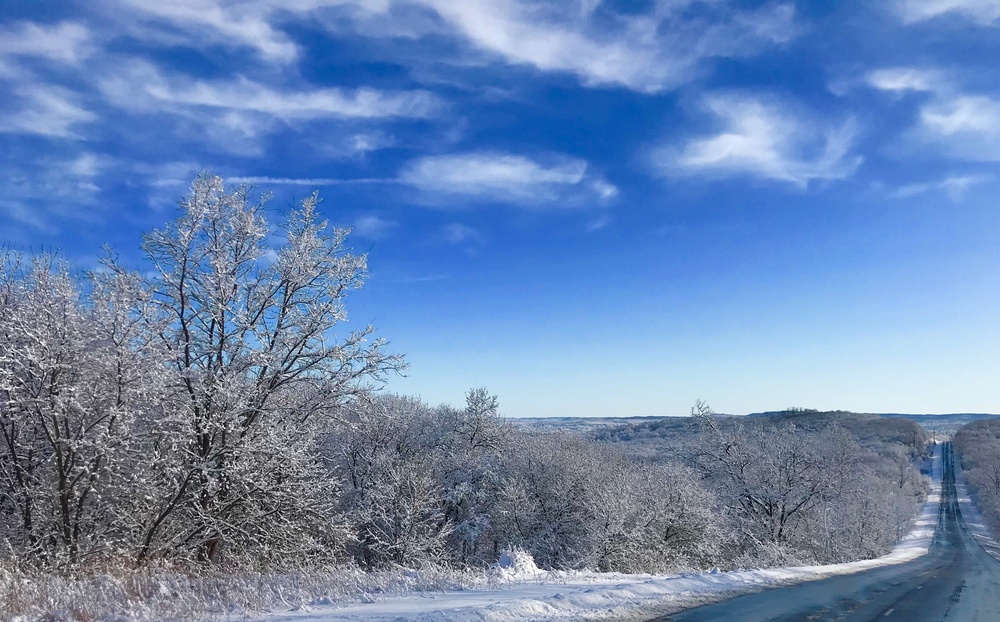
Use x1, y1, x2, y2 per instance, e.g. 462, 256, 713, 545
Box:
490, 549, 546, 583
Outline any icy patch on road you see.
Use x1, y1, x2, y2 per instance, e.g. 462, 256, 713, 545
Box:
258, 445, 943, 622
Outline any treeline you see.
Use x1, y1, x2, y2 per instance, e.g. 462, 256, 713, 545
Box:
688, 403, 928, 565
327, 396, 929, 571
594, 410, 928, 459
330, 392, 721, 572
954, 419, 1000, 535
0, 175, 930, 576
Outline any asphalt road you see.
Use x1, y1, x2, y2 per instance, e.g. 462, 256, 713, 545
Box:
656, 442, 1000, 622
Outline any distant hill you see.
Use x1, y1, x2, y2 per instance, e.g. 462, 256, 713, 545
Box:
591, 410, 922, 454
512, 411, 999, 435
878, 413, 1000, 435
511, 411, 997, 456
510, 415, 688, 434
747, 411, 1000, 435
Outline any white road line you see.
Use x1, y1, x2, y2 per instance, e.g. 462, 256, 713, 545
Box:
884, 608, 895, 617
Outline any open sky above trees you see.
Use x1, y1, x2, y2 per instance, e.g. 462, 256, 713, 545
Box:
2, 1, 1000, 417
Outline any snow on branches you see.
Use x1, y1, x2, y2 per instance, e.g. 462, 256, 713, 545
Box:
0, 174, 403, 569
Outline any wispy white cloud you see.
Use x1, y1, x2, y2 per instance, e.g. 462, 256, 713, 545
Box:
921, 95, 1000, 134
894, 0, 1000, 24
92, 61, 441, 153
0, 149, 110, 235
308, 131, 398, 160
68, 152, 113, 177
889, 174, 991, 200
399, 151, 615, 205
131, 0, 796, 93
422, 0, 679, 91
352, 214, 397, 238
227, 176, 394, 186
350, 132, 395, 155
0, 21, 93, 64
590, 179, 618, 200
353, 0, 799, 92
917, 95, 1000, 159
100, 61, 441, 121
0, 22, 97, 140
867, 66, 1000, 160
0, 85, 96, 138
443, 222, 482, 244
111, 0, 300, 62
586, 214, 611, 232
132, 161, 206, 189
0, 200, 59, 234
403, 273, 449, 283
866, 67, 942, 92
654, 94, 861, 187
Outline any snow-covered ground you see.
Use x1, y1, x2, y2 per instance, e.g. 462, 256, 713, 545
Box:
257, 444, 943, 622
955, 456, 1000, 562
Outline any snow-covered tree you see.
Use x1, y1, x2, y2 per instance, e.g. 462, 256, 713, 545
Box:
126, 174, 403, 565
691, 403, 927, 565
0, 255, 157, 566
433, 388, 512, 566
955, 420, 1000, 537
490, 432, 723, 572
332, 394, 451, 567
328, 388, 521, 569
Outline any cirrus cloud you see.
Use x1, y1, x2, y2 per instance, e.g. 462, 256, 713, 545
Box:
894, 0, 1000, 24
867, 66, 1000, 161
0, 21, 93, 64
654, 94, 861, 187
415, 0, 798, 92
399, 151, 616, 206
109, 0, 300, 62
866, 67, 943, 92
0, 84, 96, 138
99, 60, 441, 121
111, 0, 800, 93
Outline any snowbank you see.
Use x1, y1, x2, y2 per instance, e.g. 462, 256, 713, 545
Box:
955, 457, 1000, 561
258, 444, 943, 622
490, 550, 547, 583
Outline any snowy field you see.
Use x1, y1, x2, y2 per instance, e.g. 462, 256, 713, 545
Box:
254, 445, 943, 622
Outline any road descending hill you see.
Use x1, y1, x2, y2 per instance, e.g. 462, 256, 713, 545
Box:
656, 442, 1000, 622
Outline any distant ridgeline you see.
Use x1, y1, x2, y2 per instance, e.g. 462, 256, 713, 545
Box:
748, 410, 1000, 436
512, 410, 1000, 442
584, 410, 926, 457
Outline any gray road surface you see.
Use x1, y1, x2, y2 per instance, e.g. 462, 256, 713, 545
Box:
655, 443, 1000, 622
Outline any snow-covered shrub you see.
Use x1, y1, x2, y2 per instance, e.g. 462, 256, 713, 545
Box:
328, 389, 516, 569
490, 433, 725, 572
691, 404, 929, 566
955, 420, 1000, 537
327, 391, 724, 574
331, 394, 454, 568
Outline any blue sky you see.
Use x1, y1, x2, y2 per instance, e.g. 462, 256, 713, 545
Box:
3, 0, 1000, 417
